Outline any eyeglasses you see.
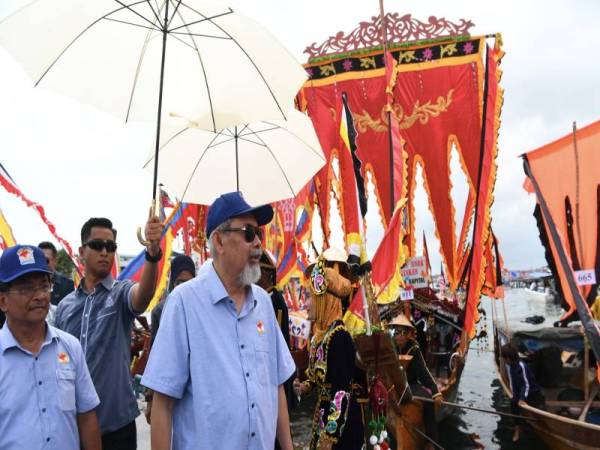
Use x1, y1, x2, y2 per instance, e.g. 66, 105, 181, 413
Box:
8, 283, 53, 297
221, 225, 262, 243
84, 239, 118, 253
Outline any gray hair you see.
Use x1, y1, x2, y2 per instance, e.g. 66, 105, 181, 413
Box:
207, 219, 232, 259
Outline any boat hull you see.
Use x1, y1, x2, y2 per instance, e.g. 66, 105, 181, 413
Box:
493, 324, 600, 450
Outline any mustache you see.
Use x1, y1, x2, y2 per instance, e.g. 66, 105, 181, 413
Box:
28, 302, 48, 310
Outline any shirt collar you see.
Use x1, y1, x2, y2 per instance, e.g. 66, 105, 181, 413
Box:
206, 263, 232, 305
0, 322, 58, 354
206, 263, 258, 308
77, 274, 115, 294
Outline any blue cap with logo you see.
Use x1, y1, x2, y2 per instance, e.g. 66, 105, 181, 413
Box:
0, 245, 52, 283
206, 191, 274, 238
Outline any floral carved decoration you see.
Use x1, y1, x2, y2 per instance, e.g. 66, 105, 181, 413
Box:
304, 13, 474, 59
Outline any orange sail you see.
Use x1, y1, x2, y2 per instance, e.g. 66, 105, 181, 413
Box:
523, 119, 600, 379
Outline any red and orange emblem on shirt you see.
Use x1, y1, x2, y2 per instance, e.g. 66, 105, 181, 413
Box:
58, 352, 70, 364
257, 320, 265, 335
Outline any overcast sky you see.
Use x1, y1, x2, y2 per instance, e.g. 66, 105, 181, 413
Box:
1, 0, 599, 271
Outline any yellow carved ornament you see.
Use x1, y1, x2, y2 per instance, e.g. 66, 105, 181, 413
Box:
352, 89, 455, 133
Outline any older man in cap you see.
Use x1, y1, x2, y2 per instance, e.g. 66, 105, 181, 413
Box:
0, 245, 101, 450
143, 191, 296, 450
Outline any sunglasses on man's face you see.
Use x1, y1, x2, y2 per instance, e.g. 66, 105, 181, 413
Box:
221, 224, 262, 243
84, 239, 118, 253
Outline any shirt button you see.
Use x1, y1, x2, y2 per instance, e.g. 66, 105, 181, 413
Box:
241, 344, 245, 349
46, 438, 50, 442
251, 432, 256, 437
35, 357, 38, 361
82, 334, 86, 338
246, 372, 250, 377
237, 318, 241, 322
42, 408, 46, 413
251, 403, 255, 408
38, 381, 42, 385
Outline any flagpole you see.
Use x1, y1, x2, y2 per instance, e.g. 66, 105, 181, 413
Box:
379, 0, 395, 217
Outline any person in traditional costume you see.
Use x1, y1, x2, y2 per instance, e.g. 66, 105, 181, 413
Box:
294, 247, 364, 450
389, 313, 442, 450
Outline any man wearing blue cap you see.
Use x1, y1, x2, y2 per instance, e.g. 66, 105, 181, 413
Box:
143, 192, 296, 450
0, 244, 101, 450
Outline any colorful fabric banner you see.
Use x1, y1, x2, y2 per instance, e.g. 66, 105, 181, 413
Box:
339, 92, 368, 265
463, 44, 504, 337
481, 230, 505, 299
345, 200, 407, 332
117, 203, 199, 311
263, 182, 316, 289
300, 36, 503, 298
0, 207, 16, 249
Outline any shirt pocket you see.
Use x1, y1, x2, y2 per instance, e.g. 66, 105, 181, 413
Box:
254, 341, 272, 387
56, 368, 76, 411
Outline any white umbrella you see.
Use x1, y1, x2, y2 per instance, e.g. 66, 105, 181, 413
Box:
145, 109, 325, 205
0, 0, 306, 200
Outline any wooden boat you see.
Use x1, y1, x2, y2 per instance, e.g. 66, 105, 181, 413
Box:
379, 289, 468, 449
490, 120, 600, 449
492, 320, 600, 449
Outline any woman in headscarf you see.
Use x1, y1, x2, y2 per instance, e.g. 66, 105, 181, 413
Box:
294, 248, 364, 450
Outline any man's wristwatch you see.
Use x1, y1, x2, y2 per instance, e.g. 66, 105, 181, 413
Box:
145, 247, 163, 263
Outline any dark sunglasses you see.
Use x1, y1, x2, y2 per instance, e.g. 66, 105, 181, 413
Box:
84, 239, 118, 253
221, 225, 262, 243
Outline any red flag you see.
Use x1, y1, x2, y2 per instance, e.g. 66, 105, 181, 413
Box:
347, 201, 407, 326
463, 45, 503, 337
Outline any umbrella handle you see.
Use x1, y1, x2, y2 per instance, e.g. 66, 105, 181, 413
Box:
136, 200, 158, 246
137, 226, 150, 246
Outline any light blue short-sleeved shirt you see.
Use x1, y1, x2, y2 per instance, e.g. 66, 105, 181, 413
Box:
142, 263, 295, 450
0, 323, 100, 450
55, 275, 138, 433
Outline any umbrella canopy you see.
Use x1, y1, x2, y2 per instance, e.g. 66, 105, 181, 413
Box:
146, 109, 325, 205
0, 0, 306, 132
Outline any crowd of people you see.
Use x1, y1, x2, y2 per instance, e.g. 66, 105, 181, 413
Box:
4, 189, 542, 450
